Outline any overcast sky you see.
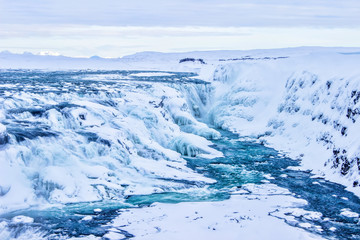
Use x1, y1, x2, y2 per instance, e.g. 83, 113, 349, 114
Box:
1, 0, 359, 57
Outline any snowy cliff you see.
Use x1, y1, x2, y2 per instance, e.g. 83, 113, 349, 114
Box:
208, 51, 360, 195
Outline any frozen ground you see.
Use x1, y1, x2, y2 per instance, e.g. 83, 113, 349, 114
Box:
107, 184, 322, 240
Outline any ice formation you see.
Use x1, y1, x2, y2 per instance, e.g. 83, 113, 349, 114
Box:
0, 70, 221, 213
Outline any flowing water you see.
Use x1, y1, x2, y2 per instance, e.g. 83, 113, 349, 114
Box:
0, 70, 359, 239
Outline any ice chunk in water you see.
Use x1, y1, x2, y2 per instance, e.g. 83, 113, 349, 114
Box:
12, 215, 34, 224
171, 133, 222, 158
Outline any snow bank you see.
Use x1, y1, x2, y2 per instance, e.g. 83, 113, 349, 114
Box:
207, 50, 360, 195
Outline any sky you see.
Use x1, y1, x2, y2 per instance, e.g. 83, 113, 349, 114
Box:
0, 0, 360, 57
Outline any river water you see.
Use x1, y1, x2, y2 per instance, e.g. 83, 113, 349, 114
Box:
0, 70, 359, 239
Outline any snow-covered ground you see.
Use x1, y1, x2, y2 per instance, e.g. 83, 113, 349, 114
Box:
106, 184, 323, 240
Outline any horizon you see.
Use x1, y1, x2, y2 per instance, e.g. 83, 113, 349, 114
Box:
2, 45, 360, 60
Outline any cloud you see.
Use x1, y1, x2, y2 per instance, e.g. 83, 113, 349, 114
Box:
0, 25, 251, 38
1, 0, 359, 27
